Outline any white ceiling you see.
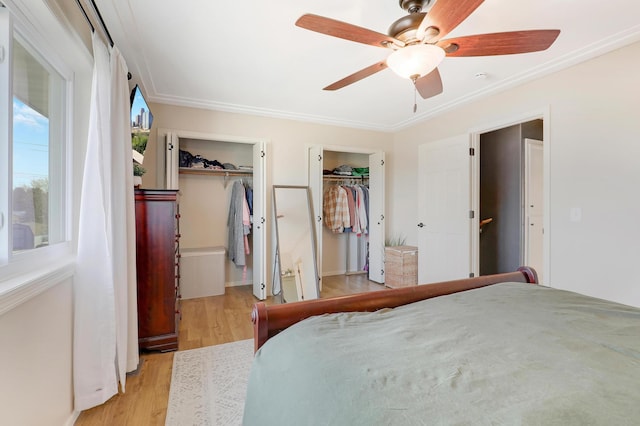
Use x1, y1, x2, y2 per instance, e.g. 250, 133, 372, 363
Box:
96, 0, 640, 132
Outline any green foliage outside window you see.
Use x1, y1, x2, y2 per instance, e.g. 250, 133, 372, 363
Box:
133, 163, 146, 176
132, 133, 148, 155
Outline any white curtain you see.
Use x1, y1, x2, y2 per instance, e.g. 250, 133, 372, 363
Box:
73, 33, 139, 411
110, 40, 139, 387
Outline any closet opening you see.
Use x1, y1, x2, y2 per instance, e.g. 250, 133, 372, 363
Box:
322, 152, 370, 277
179, 138, 254, 286
309, 145, 386, 292
163, 130, 268, 300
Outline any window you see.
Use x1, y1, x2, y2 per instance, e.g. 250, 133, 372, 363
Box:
130, 84, 153, 173
0, 4, 70, 272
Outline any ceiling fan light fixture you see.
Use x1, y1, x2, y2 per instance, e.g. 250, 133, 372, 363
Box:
386, 44, 445, 80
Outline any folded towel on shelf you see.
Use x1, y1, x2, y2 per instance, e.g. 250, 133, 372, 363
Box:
352, 167, 369, 176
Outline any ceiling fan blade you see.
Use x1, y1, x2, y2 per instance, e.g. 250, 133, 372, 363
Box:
438, 30, 561, 57
323, 61, 388, 91
296, 14, 403, 48
415, 68, 443, 99
417, 0, 484, 42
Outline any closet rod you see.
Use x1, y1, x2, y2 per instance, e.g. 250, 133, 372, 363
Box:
323, 175, 369, 181
74, 0, 132, 80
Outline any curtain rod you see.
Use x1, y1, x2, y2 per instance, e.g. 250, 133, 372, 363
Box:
75, 0, 132, 80
88, 0, 114, 48
74, 0, 112, 47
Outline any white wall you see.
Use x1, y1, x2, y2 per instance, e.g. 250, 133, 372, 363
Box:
0, 280, 74, 426
391, 41, 640, 307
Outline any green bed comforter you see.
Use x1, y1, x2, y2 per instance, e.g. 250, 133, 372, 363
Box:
243, 283, 640, 425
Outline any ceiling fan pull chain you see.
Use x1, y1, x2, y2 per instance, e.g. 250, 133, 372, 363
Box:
412, 76, 418, 113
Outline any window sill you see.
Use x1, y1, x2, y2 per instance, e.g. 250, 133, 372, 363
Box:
0, 256, 75, 316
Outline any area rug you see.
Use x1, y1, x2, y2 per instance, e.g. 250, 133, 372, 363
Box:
165, 339, 254, 426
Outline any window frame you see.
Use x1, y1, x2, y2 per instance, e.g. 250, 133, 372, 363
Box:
0, 1, 75, 313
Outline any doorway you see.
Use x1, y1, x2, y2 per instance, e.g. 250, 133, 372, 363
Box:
308, 145, 386, 288
477, 119, 545, 280
160, 129, 269, 300
417, 112, 549, 285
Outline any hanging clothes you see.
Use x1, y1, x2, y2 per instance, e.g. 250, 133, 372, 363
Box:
355, 185, 368, 235
228, 180, 250, 266
323, 183, 370, 234
245, 185, 253, 216
344, 188, 358, 234
242, 187, 251, 256
360, 185, 370, 227
323, 185, 350, 233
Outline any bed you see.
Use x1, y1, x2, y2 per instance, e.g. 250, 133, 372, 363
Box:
244, 267, 640, 425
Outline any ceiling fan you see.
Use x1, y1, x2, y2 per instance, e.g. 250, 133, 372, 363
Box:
295, 0, 560, 100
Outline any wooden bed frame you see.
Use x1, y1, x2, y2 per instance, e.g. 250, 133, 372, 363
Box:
251, 266, 538, 352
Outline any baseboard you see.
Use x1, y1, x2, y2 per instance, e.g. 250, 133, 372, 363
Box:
322, 270, 347, 276
225, 280, 252, 287
65, 410, 80, 426
126, 358, 144, 377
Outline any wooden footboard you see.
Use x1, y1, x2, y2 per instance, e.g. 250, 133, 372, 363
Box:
251, 266, 538, 352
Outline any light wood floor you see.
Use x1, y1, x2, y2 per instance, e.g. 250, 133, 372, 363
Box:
75, 274, 384, 425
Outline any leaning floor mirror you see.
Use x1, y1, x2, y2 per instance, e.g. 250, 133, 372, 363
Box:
272, 185, 320, 302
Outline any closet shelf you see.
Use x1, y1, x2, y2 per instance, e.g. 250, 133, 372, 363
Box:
179, 167, 253, 177
323, 175, 369, 181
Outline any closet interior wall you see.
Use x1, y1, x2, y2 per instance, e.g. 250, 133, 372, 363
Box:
322, 150, 369, 276
178, 138, 254, 286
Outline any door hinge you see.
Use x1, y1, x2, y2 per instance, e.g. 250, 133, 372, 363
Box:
261, 150, 265, 158
260, 283, 265, 290
469, 147, 475, 156
469, 210, 475, 219
168, 142, 174, 150
380, 159, 385, 166
317, 154, 322, 161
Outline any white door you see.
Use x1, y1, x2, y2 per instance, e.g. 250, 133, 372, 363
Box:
368, 151, 386, 283
524, 138, 543, 283
308, 145, 324, 289
252, 142, 267, 299
165, 132, 179, 190
417, 135, 471, 283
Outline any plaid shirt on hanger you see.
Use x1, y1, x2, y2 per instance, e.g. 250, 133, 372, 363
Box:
323, 185, 350, 233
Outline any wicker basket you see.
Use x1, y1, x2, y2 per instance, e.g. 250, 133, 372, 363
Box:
384, 245, 418, 288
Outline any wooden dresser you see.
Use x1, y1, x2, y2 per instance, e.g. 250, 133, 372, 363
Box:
135, 189, 180, 351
